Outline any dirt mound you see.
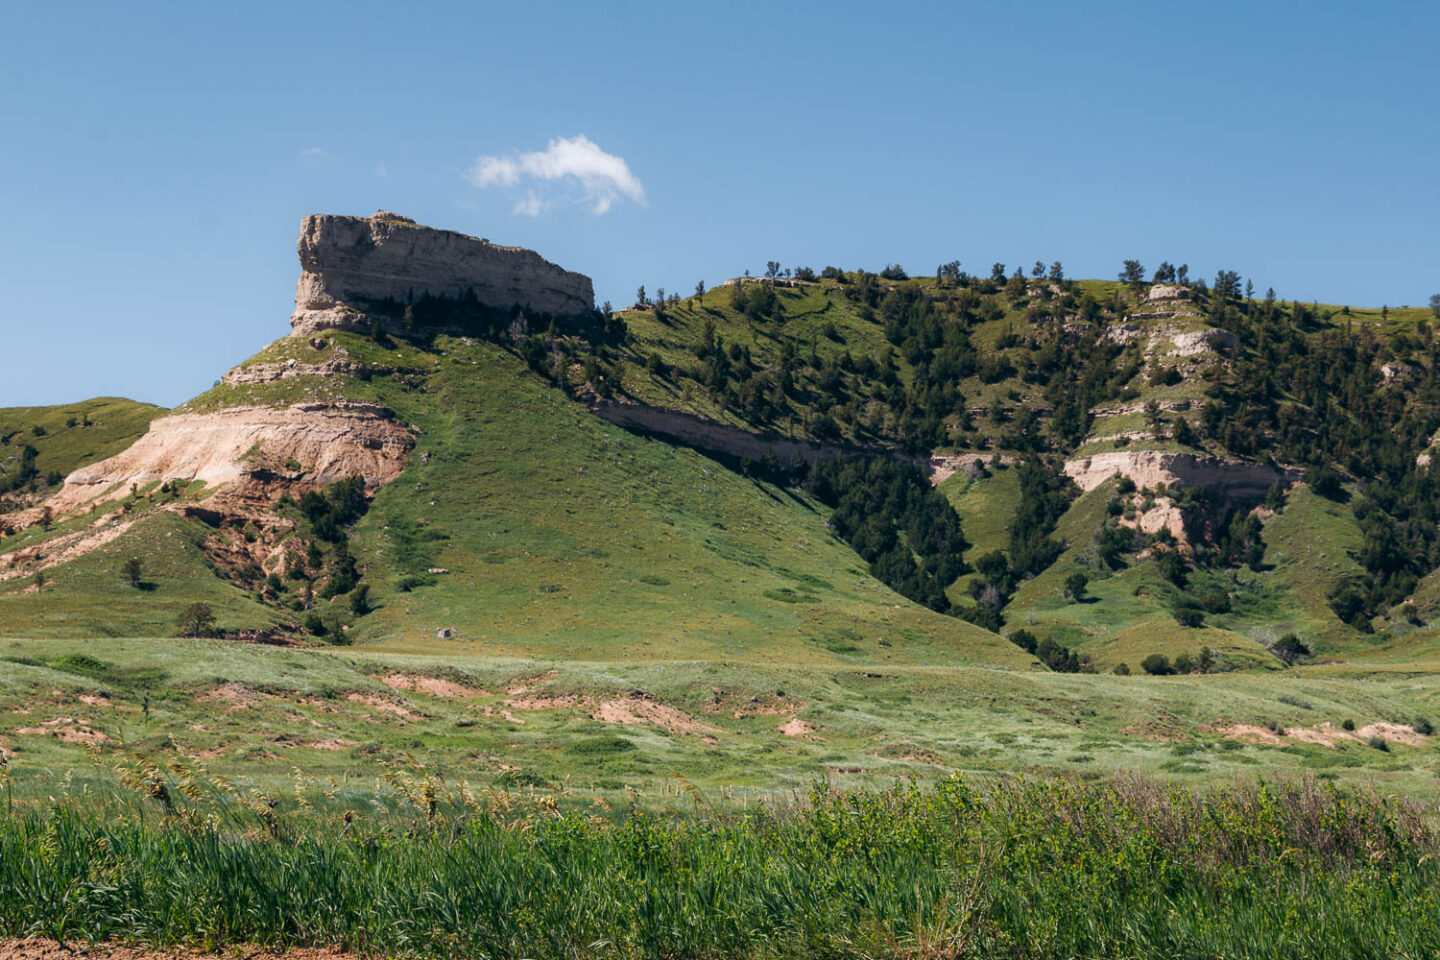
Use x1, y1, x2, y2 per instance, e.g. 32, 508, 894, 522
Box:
381, 673, 489, 699
706, 689, 805, 718
591, 693, 723, 738
345, 692, 421, 720
1357, 722, 1426, 746
1212, 723, 1287, 746
1209, 720, 1424, 748
13, 718, 109, 745
779, 716, 817, 738
200, 682, 259, 710
504, 693, 589, 711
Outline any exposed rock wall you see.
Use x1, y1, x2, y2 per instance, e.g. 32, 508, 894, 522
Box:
49, 403, 413, 515
588, 399, 975, 483
589, 400, 877, 467
290, 211, 594, 335
1063, 449, 1300, 505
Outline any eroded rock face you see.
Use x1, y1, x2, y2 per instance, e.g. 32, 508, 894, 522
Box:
1064, 450, 1299, 505
50, 404, 414, 514
290, 211, 594, 335
1148, 284, 1190, 302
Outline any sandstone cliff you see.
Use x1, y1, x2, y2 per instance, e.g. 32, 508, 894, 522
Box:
48, 403, 413, 516
1063, 449, 1299, 504
290, 211, 594, 335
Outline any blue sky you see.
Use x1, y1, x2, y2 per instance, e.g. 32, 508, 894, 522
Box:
2, 1, 1437, 407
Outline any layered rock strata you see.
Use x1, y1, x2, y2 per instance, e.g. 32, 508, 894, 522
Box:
49, 404, 413, 514
290, 211, 594, 335
1063, 450, 1300, 504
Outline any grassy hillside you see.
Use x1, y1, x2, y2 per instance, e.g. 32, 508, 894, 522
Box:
2, 333, 1023, 668
0, 397, 164, 500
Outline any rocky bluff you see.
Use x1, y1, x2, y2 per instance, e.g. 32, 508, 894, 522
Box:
290, 211, 594, 335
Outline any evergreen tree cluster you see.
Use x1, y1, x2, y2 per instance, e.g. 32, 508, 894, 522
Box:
808, 457, 968, 612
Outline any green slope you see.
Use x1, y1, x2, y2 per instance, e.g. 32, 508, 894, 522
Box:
0, 397, 164, 491
1, 333, 1027, 669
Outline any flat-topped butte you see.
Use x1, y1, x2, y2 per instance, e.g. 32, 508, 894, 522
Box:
290, 210, 594, 335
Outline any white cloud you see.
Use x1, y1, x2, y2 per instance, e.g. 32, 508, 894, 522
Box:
299, 146, 333, 165
513, 190, 546, 216
467, 135, 645, 215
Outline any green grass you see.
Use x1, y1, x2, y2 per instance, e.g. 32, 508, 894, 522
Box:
1, 773, 1437, 959
1, 636, 1437, 799
0, 397, 164, 488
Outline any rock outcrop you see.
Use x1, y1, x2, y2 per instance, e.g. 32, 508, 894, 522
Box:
1148, 284, 1190, 302
1064, 450, 1300, 505
290, 211, 594, 335
49, 404, 413, 515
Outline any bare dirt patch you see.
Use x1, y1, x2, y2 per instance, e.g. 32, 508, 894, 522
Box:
592, 693, 723, 739
1210, 719, 1425, 748
1208, 723, 1287, 746
779, 716, 816, 738
504, 693, 590, 711
345, 693, 420, 720
13, 718, 109, 745
1358, 722, 1426, 746
478, 704, 526, 724
200, 682, 259, 711
706, 689, 805, 718
381, 672, 489, 699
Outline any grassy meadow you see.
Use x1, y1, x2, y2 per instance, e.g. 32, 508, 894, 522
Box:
1, 771, 1437, 959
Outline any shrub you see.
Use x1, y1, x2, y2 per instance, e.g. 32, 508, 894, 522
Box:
1113, 662, 1131, 676
1007, 629, 1038, 654
304, 614, 326, 636
1173, 606, 1204, 628
1341, 718, 1356, 731
1278, 694, 1313, 710
1306, 465, 1345, 501
1141, 653, 1174, 676
1367, 735, 1389, 751
1273, 633, 1312, 664
1413, 717, 1434, 736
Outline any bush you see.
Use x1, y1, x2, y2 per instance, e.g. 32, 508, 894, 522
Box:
1007, 629, 1038, 654
1141, 653, 1174, 676
1341, 718, 1355, 731
1173, 607, 1204, 628
304, 614, 326, 637
1413, 717, 1434, 736
1306, 465, 1345, 501
1367, 735, 1389, 751
1063, 572, 1088, 603
349, 584, 371, 616
1273, 633, 1312, 664
1113, 662, 1131, 676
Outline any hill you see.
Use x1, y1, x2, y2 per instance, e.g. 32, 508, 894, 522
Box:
1, 213, 1439, 799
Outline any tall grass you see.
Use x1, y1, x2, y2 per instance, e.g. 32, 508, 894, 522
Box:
0, 768, 1436, 958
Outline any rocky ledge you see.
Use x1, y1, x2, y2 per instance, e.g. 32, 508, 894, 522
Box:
290, 211, 594, 335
